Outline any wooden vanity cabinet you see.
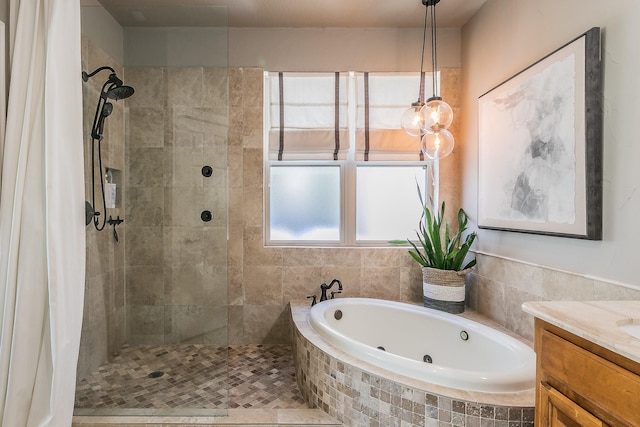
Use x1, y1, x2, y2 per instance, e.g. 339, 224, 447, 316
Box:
534, 319, 640, 427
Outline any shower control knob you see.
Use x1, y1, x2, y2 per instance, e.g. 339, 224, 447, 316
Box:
201, 166, 213, 177
201, 210, 213, 222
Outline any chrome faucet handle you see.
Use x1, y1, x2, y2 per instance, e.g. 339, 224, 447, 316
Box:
307, 295, 317, 306
330, 291, 342, 299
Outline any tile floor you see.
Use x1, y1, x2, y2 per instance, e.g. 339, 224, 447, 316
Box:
73, 345, 339, 425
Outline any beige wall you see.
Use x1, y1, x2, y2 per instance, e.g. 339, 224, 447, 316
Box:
461, 0, 640, 340
229, 27, 461, 71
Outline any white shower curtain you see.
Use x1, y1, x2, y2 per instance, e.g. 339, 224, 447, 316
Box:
0, 0, 85, 426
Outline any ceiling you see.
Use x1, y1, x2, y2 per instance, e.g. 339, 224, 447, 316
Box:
87, 0, 487, 28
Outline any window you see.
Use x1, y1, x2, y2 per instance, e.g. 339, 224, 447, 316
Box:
264, 71, 437, 246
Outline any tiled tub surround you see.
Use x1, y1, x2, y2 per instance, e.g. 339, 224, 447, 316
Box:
466, 252, 640, 343
291, 302, 534, 427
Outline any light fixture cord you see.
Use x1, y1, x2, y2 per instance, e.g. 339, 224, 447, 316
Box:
430, 2, 438, 98
418, 2, 429, 103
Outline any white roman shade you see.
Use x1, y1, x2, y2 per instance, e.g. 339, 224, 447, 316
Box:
355, 72, 432, 161
267, 72, 348, 160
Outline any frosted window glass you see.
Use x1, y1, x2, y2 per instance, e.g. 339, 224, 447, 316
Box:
356, 166, 426, 241
270, 166, 341, 241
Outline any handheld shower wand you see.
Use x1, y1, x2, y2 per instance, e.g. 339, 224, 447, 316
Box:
82, 66, 135, 231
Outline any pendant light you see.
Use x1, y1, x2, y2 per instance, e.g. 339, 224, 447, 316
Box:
401, 0, 455, 160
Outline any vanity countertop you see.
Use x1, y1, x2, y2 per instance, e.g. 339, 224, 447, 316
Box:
522, 300, 640, 365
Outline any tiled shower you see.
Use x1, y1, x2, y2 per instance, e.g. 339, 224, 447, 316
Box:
124, 66, 229, 345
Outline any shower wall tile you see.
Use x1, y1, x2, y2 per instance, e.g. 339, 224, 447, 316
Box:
171, 105, 208, 148
203, 67, 229, 109
203, 227, 228, 266
243, 304, 290, 344
228, 67, 243, 109
125, 67, 165, 108
203, 145, 229, 171
203, 187, 229, 228
168, 67, 204, 108
127, 147, 164, 187
228, 305, 244, 343
127, 107, 164, 147
204, 266, 229, 304
128, 305, 165, 337
164, 266, 205, 305
126, 226, 163, 266
163, 227, 206, 266
163, 187, 204, 227
126, 266, 164, 306
126, 186, 163, 227
203, 305, 229, 345
228, 266, 245, 306
171, 146, 206, 187
164, 305, 202, 343
202, 110, 230, 147
113, 267, 125, 309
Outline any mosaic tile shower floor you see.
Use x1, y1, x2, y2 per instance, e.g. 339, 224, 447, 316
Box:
74, 344, 308, 411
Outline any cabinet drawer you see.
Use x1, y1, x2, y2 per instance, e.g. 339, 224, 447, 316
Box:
540, 330, 640, 426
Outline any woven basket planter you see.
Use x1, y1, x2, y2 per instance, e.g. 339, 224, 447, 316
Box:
421, 266, 472, 314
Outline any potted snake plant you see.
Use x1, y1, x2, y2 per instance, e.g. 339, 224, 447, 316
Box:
392, 188, 476, 314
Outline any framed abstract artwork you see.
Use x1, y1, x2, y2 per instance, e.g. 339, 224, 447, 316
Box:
478, 27, 602, 239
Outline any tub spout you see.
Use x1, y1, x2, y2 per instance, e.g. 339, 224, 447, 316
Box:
320, 279, 343, 302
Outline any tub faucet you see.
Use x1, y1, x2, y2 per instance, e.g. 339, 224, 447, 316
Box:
320, 279, 343, 302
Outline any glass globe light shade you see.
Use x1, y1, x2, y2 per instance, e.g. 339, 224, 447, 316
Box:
400, 102, 425, 137
421, 128, 455, 160
421, 98, 454, 133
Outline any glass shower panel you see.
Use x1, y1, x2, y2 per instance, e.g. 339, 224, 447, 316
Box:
118, 5, 229, 417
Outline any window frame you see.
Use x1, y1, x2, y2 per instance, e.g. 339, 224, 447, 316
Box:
263, 71, 439, 248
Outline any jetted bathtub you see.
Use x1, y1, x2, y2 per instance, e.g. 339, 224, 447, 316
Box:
308, 297, 536, 393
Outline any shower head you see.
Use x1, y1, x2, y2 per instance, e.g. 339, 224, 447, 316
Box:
86, 65, 135, 141
83, 66, 135, 101
106, 85, 135, 100
101, 102, 113, 118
